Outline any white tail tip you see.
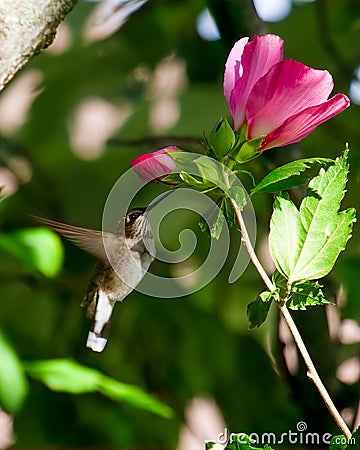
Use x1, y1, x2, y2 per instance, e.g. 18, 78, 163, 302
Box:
86, 331, 107, 352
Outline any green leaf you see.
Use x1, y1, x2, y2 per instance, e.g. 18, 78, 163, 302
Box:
259, 291, 274, 302
210, 206, 226, 240
198, 215, 209, 235
247, 292, 274, 329
98, 376, 173, 418
180, 171, 210, 188
0, 330, 29, 413
227, 185, 247, 211
230, 135, 264, 164
234, 169, 256, 187
235, 123, 248, 144
347, 427, 360, 449
161, 172, 182, 184
213, 434, 274, 450
329, 435, 348, 449
222, 196, 236, 229
1, 228, 64, 277
273, 272, 332, 310
25, 359, 100, 393
269, 152, 356, 283
269, 192, 304, 279
193, 155, 224, 186
251, 158, 333, 195
288, 280, 332, 310
166, 152, 227, 190
199, 195, 237, 239
198, 199, 227, 239
205, 442, 225, 450
290, 151, 356, 282
165, 150, 195, 172
25, 359, 173, 418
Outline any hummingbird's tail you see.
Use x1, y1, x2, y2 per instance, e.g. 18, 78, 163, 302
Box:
85, 289, 115, 352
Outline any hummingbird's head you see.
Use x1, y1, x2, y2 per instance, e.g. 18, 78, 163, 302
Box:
124, 207, 151, 240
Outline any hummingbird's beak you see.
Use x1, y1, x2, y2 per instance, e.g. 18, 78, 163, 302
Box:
146, 189, 175, 212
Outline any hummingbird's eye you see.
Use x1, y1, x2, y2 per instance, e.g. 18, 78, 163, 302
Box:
126, 212, 141, 224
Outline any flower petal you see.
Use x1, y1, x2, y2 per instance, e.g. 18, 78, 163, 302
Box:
223, 36, 249, 105
247, 60, 334, 139
229, 34, 283, 129
259, 93, 350, 151
131, 146, 178, 183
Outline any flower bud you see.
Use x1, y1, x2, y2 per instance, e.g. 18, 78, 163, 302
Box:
131, 146, 180, 184
208, 118, 235, 157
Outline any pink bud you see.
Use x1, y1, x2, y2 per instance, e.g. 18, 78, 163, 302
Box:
131, 146, 179, 184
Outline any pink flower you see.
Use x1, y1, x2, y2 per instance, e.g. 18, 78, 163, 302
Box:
224, 34, 350, 151
131, 146, 179, 183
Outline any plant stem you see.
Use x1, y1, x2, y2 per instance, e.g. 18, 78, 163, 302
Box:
229, 196, 352, 439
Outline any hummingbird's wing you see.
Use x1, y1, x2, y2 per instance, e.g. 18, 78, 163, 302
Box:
33, 216, 118, 261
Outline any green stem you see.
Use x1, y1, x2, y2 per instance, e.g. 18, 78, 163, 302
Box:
229, 195, 352, 439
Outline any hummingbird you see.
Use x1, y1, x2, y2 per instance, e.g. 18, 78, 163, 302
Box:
37, 207, 155, 352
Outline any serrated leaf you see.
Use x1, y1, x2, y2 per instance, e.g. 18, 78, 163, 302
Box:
247, 294, 273, 329
273, 272, 332, 310
0, 330, 29, 413
269, 152, 356, 283
287, 280, 332, 310
25, 359, 172, 418
290, 151, 356, 282
269, 192, 305, 279
251, 158, 332, 195
294, 209, 356, 282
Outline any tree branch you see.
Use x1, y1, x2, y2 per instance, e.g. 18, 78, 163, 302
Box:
0, 0, 77, 92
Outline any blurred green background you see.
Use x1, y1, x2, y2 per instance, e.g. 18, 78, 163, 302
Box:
0, 0, 359, 448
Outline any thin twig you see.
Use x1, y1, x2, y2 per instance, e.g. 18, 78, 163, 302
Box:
229, 196, 352, 439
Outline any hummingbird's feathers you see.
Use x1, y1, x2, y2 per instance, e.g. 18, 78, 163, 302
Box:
81, 263, 102, 311
33, 208, 155, 353
86, 289, 116, 353
33, 216, 118, 261
81, 263, 133, 352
